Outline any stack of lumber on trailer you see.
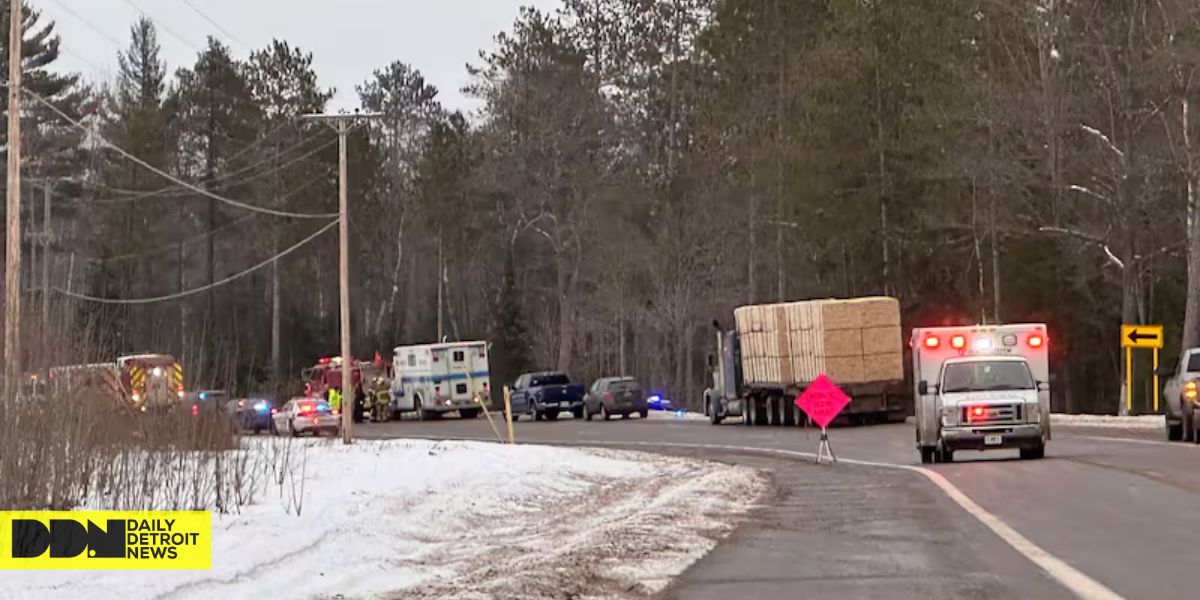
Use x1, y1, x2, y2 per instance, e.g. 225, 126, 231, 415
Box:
733, 297, 903, 386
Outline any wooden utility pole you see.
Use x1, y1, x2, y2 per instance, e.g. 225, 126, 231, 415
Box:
302, 110, 380, 444
3, 0, 23, 398
42, 179, 49, 337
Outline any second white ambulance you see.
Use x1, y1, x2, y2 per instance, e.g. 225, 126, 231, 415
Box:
912, 323, 1050, 463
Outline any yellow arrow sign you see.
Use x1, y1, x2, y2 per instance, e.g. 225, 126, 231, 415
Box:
1121, 324, 1163, 349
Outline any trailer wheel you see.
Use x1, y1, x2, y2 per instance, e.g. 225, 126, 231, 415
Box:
920, 447, 934, 464
754, 399, 769, 426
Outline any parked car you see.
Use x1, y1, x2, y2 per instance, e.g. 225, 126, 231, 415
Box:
232, 397, 275, 434
272, 398, 340, 437
184, 390, 229, 418
583, 377, 649, 420
509, 372, 585, 421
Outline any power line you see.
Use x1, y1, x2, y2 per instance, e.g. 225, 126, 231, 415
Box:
86, 129, 337, 203
45, 2, 335, 202
86, 169, 331, 264
19, 84, 339, 219
55, 217, 338, 304
45, 0, 124, 47
178, 0, 248, 50
87, 213, 257, 264
121, 0, 201, 52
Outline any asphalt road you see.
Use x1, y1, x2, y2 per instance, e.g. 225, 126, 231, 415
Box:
356, 414, 1197, 600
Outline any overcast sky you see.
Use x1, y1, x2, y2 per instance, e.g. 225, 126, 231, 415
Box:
38, 0, 560, 114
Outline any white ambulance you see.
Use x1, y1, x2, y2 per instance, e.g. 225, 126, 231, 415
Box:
912, 324, 1050, 463
390, 341, 491, 420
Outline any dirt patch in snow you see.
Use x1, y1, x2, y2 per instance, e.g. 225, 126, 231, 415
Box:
391, 449, 768, 600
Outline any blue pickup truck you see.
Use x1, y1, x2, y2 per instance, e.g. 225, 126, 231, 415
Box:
510, 371, 585, 421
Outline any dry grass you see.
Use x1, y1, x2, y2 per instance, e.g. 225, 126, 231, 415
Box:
0, 379, 307, 513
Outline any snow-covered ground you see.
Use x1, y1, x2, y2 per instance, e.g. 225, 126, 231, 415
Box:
1050, 413, 1164, 430
3, 438, 766, 600
645, 409, 710, 422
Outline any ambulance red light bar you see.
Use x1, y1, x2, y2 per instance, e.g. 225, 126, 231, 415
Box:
1028, 334, 1045, 349
950, 335, 966, 350
923, 336, 941, 349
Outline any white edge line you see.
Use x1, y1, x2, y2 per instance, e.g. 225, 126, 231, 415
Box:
390, 434, 1124, 600
1073, 434, 1197, 448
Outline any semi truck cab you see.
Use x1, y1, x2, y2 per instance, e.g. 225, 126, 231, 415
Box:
913, 324, 1050, 463
704, 327, 744, 424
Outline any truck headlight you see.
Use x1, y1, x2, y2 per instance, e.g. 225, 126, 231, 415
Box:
941, 407, 958, 427
1026, 403, 1040, 423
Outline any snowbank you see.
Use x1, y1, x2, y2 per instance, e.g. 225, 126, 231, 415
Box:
3, 438, 766, 600
1050, 413, 1164, 430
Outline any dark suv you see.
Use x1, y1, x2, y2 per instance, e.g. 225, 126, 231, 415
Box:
583, 377, 648, 421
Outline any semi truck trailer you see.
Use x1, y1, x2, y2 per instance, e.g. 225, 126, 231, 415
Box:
703, 297, 910, 426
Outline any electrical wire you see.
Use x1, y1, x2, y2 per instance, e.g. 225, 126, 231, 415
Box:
121, 0, 202, 52
86, 129, 336, 202
19, 85, 339, 219
45, 0, 125, 47
50, 0, 318, 179
178, 0, 248, 50
86, 169, 332, 263
85, 212, 257, 264
55, 218, 338, 304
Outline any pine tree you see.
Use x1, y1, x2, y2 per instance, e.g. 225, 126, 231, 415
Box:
90, 17, 172, 352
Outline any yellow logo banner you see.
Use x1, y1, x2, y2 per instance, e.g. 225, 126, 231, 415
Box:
0, 511, 211, 570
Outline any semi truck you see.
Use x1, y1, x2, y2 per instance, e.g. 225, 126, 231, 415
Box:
703, 297, 910, 427
912, 324, 1050, 463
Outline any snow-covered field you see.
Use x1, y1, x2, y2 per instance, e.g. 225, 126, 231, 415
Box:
1050, 413, 1164, 430
3, 438, 767, 600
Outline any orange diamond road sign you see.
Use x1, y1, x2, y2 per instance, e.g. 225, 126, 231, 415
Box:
795, 374, 851, 429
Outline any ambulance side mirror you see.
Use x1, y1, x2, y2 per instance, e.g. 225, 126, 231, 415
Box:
1155, 365, 1175, 378
918, 381, 937, 395
1037, 381, 1050, 392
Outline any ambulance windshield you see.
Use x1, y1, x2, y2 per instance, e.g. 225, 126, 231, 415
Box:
942, 360, 1034, 393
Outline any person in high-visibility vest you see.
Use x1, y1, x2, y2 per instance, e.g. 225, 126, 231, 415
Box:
328, 387, 342, 413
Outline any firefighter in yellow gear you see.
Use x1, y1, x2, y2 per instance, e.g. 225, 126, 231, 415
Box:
327, 387, 342, 413
370, 377, 391, 422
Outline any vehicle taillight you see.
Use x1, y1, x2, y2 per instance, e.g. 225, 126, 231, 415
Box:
924, 336, 940, 349
1186, 381, 1198, 401
332, 408, 340, 416
238, 399, 245, 408
973, 406, 984, 417
951, 335, 966, 350
270, 408, 279, 415
604, 392, 613, 402
1028, 334, 1045, 349
191, 405, 198, 417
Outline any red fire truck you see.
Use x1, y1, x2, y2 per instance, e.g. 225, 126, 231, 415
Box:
301, 356, 369, 423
